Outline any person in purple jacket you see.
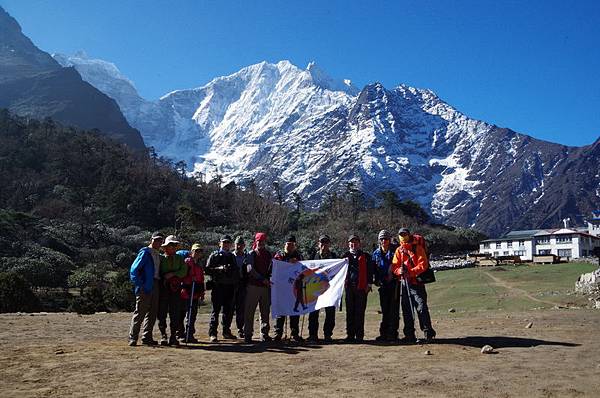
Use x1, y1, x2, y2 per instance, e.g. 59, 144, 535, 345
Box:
128, 231, 164, 346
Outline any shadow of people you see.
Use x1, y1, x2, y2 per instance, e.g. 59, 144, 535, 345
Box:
433, 336, 579, 349
175, 341, 323, 355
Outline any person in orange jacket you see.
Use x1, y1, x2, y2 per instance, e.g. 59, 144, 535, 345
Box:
391, 228, 436, 343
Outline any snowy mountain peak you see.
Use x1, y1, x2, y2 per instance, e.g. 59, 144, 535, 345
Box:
53, 51, 136, 88
306, 61, 359, 95
59, 56, 599, 235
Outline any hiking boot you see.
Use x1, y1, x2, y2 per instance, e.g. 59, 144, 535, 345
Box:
238, 330, 245, 339
141, 339, 158, 346
323, 336, 333, 343
223, 331, 237, 340
185, 336, 199, 344
209, 335, 218, 343
375, 335, 387, 342
273, 334, 283, 342
344, 336, 356, 343
424, 330, 436, 342
169, 336, 180, 346
306, 335, 319, 343
159, 337, 169, 346
244, 336, 253, 344
128, 339, 137, 347
291, 334, 304, 343
260, 335, 272, 343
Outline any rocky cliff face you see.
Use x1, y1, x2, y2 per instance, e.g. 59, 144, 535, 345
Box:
0, 7, 145, 150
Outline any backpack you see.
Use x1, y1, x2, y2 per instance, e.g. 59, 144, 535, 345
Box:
411, 234, 435, 284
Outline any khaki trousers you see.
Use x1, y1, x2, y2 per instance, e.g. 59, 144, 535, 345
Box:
243, 284, 271, 338
128, 285, 159, 342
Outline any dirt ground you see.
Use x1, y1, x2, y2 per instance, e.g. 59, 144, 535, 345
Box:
1, 307, 599, 398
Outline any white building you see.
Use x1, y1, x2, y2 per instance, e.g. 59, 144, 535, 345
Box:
479, 230, 537, 261
479, 222, 600, 261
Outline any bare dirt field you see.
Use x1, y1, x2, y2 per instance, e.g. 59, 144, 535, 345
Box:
1, 306, 599, 397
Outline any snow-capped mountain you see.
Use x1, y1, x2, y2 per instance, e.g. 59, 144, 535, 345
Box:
55, 54, 600, 236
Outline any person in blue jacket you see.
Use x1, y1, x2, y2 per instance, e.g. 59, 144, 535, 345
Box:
128, 231, 164, 346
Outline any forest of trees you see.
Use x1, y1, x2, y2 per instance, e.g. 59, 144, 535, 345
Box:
0, 110, 485, 312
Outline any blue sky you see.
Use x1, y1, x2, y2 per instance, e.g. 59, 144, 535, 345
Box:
2, 0, 599, 146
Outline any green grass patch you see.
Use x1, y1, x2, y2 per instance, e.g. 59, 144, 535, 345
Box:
424, 262, 598, 315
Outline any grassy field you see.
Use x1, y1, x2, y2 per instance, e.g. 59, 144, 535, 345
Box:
423, 262, 598, 315
194, 261, 599, 317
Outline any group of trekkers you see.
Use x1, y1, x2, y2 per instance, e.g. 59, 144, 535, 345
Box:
128, 228, 436, 346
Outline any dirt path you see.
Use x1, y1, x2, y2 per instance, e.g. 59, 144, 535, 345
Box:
1, 309, 599, 397
481, 270, 558, 306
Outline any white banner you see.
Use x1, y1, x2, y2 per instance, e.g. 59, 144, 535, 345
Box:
271, 258, 348, 317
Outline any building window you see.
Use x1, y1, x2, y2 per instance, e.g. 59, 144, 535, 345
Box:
514, 250, 526, 256
536, 237, 550, 244
507, 241, 513, 248
557, 249, 572, 257
556, 235, 572, 244
538, 249, 551, 255
493, 252, 499, 257
483, 243, 490, 249
503, 251, 509, 256
519, 240, 525, 247
496, 242, 501, 249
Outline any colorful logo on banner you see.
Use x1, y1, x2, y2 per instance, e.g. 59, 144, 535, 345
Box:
291, 268, 330, 304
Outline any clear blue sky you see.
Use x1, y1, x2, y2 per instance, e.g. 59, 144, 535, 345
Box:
2, 0, 600, 146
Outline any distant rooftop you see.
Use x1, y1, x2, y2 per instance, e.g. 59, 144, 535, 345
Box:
504, 230, 542, 238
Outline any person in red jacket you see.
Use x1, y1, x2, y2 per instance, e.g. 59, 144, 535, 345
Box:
243, 232, 273, 344
391, 228, 436, 343
342, 234, 374, 343
179, 243, 205, 343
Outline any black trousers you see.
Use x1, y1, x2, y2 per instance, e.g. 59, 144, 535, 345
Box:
158, 283, 181, 339
274, 315, 300, 336
308, 306, 336, 338
209, 283, 236, 336
378, 281, 400, 338
345, 285, 368, 340
401, 281, 435, 338
232, 283, 246, 333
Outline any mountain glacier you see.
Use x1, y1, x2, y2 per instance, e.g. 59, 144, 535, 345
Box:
53, 53, 600, 235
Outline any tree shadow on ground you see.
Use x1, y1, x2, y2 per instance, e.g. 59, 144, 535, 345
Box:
433, 336, 580, 349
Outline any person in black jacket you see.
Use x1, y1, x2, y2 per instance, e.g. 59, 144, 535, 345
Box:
307, 234, 338, 343
205, 235, 239, 342
231, 236, 249, 338
372, 229, 400, 342
273, 235, 304, 342
341, 234, 374, 343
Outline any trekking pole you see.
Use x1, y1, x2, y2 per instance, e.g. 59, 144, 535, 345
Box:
185, 281, 196, 345
402, 263, 416, 328
300, 283, 307, 338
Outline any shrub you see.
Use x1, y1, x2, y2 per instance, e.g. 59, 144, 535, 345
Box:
0, 272, 41, 312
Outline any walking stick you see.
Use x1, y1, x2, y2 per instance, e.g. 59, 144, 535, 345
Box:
185, 281, 196, 345
300, 282, 307, 338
